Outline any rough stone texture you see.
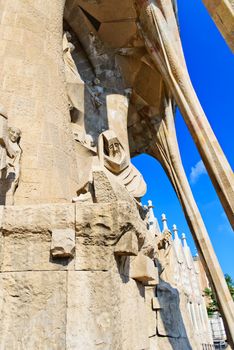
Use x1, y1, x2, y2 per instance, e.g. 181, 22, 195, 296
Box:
75, 241, 115, 271
0, 199, 215, 349
66, 271, 121, 350
0, 271, 67, 350
130, 253, 158, 283
51, 228, 75, 258
1, 203, 75, 235
0, 0, 232, 348
114, 230, 138, 257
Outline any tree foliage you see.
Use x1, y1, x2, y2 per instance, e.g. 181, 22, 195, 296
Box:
204, 274, 234, 317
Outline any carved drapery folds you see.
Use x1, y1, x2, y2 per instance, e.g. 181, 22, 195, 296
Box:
98, 130, 147, 199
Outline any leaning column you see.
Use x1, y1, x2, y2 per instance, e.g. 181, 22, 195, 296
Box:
135, 0, 234, 229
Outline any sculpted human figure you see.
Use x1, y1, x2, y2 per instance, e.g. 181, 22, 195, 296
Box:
63, 31, 85, 115
0, 126, 22, 205
0, 106, 8, 177
98, 130, 146, 200
72, 129, 146, 203
156, 230, 173, 282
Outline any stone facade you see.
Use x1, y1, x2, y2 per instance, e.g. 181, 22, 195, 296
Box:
0, 0, 233, 348
0, 198, 214, 349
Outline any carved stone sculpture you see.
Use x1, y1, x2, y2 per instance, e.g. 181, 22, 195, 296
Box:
98, 130, 147, 200
0, 121, 22, 205
0, 0, 231, 348
63, 31, 85, 113
0, 106, 8, 176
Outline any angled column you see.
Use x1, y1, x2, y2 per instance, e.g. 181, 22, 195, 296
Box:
135, 0, 234, 229
148, 92, 234, 347
202, 0, 234, 52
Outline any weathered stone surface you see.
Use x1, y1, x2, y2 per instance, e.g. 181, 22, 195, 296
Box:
51, 228, 75, 259
1, 231, 74, 272
66, 270, 150, 350
66, 271, 121, 350
0, 0, 230, 347
75, 201, 146, 248
0, 271, 67, 350
119, 276, 149, 350
93, 169, 133, 203
114, 230, 138, 256
1, 204, 75, 234
75, 241, 115, 271
130, 253, 158, 282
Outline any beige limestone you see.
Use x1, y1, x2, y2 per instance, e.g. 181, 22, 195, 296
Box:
0, 271, 67, 350
130, 252, 158, 283
0, 0, 232, 348
114, 230, 139, 257
202, 0, 234, 52
50, 228, 76, 259
0, 0, 79, 204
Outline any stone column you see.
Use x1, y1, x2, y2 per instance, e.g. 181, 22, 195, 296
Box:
148, 94, 234, 348
136, 0, 234, 230
202, 0, 234, 52
0, 0, 78, 204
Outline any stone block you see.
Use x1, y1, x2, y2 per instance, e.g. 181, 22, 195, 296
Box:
67, 270, 149, 350
114, 230, 138, 256
144, 269, 159, 286
119, 275, 149, 350
75, 202, 118, 246
130, 253, 157, 282
51, 228, 75, 259
0, 271, 67, 349
93, 169, 118, 203
67, 271, 121, 349
75, 241, 115, 271
1, 204, 75, 235
1, 231, 74, 272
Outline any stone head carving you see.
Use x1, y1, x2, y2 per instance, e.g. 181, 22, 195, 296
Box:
104, 133, 121, 159
64, 31, 75, 53
98, 129, 146, 199
8, 127, 21, 143
98, 130, 128, 174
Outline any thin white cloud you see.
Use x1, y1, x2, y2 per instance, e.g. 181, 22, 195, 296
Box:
189, 160, 207, 184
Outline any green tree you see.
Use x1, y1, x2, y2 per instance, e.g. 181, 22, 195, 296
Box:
204, 274, 234, 317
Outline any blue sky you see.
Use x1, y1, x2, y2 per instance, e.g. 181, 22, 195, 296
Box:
132, 0, 234, 278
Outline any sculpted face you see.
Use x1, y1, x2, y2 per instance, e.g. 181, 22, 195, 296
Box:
8, 127, 21, 143
108, 141, 121, 158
